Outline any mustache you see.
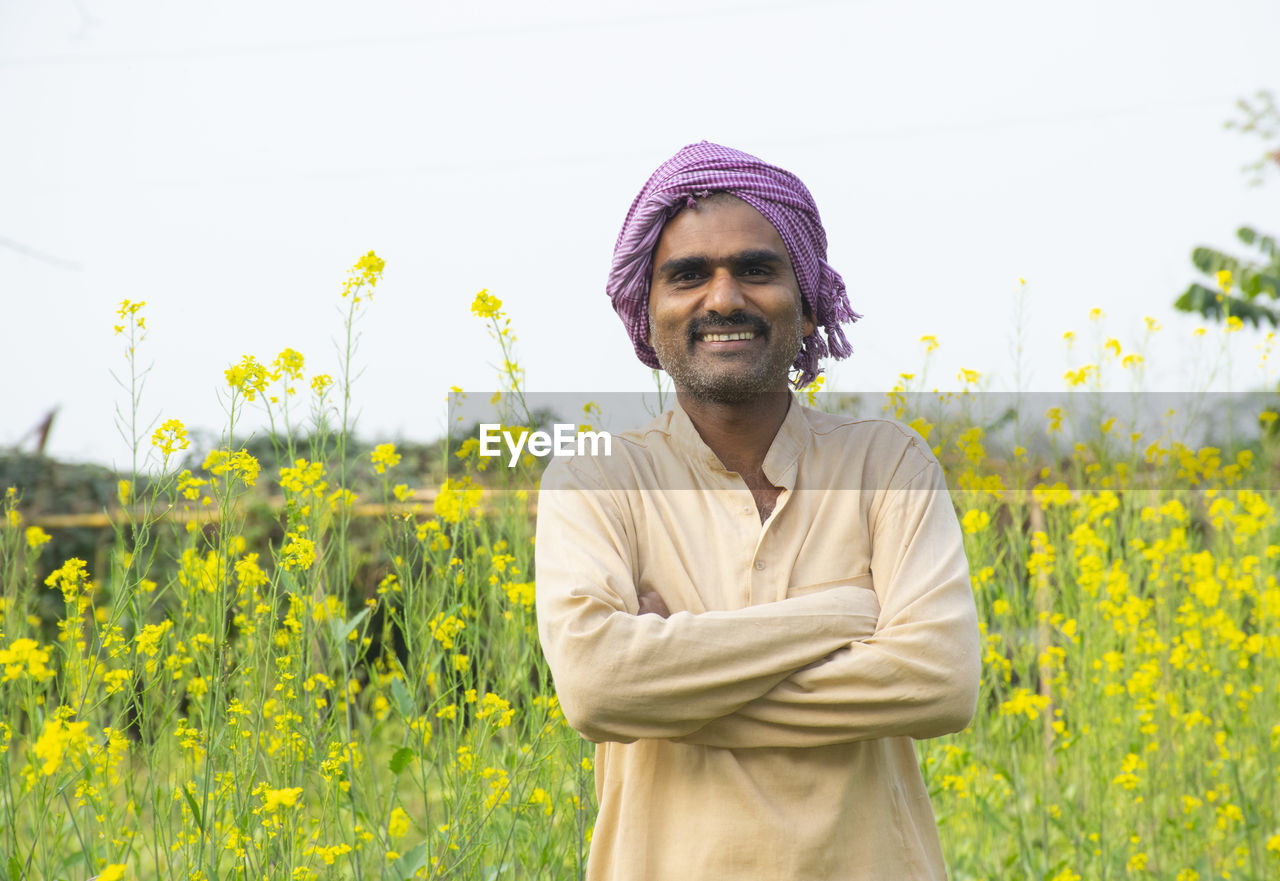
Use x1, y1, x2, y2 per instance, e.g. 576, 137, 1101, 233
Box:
687, 312, 768, 341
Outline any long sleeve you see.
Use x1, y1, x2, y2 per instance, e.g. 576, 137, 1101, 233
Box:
673, 459, 981, 749
534, 461, 884, 744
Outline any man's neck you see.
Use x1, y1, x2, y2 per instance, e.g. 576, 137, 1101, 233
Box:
677, 388, 793, 479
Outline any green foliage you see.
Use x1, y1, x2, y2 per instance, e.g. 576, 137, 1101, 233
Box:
1175, 227, 1280, 327
1224, 89, 1280, 187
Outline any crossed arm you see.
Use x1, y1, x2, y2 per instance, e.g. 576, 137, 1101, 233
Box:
534, 460, 980, 748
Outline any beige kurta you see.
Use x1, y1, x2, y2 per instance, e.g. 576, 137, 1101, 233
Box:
534, 398, 981, 880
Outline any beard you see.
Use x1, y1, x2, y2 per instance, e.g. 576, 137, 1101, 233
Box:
650, 308, 805, 404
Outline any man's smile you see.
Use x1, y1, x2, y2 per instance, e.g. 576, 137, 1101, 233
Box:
699, 330, 759, 343
687, 313, 770, 349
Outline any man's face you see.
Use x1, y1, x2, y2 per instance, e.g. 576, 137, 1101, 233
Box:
647, 195, 815, 404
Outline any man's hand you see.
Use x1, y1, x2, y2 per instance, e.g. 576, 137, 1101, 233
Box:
637, 591, 670, 618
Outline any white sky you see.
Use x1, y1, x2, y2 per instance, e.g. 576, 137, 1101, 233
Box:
2, 0, 1278, 468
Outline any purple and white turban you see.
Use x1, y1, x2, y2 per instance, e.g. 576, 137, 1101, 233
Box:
606, 141, 859, 387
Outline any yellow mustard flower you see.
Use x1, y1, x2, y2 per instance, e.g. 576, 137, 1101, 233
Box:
388, 806, 411, 840
280, 533, 316, 571
260, 786, 304, 813
271, 347, 305, 386
960, 510, 990, 534
304, 843, 352, 866
428, 613, 465, 650
0, 638, 55, 682
477, 692, 515, 727
371, 443, 401, 474
45, 557, 91, 603
203, 449, 260, 487
799, 374, 825, 407
434, 477, 482, 524
342, 251, 385, 303
470, 289, 503, 319
31, 716, 91, 777
224, 355, 271, 401
151, 418, 190, 457
999, 687, 1049, 720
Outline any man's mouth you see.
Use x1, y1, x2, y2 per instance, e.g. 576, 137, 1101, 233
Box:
700, 330, 758, 342
689, 315, 768, 345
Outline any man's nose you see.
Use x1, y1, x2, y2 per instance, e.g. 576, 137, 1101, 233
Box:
702, 269, 747, 316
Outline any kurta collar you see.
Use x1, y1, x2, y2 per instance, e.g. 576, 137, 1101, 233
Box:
668, 395, 808, 490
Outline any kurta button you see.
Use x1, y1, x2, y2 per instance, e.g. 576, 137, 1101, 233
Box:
755, 561, 765, 570
743, 506, 752, 514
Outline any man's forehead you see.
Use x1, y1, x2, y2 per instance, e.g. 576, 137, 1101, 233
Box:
653, 195, 789, 261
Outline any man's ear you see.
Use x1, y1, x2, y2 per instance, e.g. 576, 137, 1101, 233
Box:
801, 299, 816, 338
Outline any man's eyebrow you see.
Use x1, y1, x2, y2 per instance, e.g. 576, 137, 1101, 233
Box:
729, 249, 787, 267
655, 255, 709, 277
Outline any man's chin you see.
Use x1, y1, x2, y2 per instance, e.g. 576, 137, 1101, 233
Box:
670, 370, 777, 405
655, 338, 800, 404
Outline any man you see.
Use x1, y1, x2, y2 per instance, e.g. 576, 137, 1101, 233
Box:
535, 142, 980, 880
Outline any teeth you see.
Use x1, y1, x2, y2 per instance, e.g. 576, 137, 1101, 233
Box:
702, 332, 756, 342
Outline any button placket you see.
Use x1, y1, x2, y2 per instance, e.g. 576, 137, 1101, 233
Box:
750, 508, 780, 604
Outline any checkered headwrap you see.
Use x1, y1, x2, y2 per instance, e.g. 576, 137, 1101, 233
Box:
606, 141, 859, 387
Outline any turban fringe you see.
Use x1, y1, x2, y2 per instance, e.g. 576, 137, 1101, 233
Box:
606, 142, 859, 387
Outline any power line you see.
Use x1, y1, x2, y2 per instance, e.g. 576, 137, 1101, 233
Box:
0, 0, 859, 67
3, 92, 1242, 194
0, 235, 83, 270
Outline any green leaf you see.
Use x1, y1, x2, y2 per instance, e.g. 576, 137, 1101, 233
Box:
389, 746, 415, 776
1174, 284, 1280, 327
1245, 271, 1280, 299
330, 607, 370, 642
1183, 230, 1280, 320
1237, 226, 1277, 258
8, 855, 21, 881
391, 676, 414, 717
1191, 246, 1241, 275
392, 842, 428, 880
182, 786, 204, 833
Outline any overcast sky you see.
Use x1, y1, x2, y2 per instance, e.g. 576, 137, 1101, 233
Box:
3, 0, 1278, 469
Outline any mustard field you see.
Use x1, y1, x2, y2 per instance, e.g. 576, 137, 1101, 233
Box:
2, 256, 1277, 880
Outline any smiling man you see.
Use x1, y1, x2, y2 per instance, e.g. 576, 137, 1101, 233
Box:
535, 142, 981, 880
